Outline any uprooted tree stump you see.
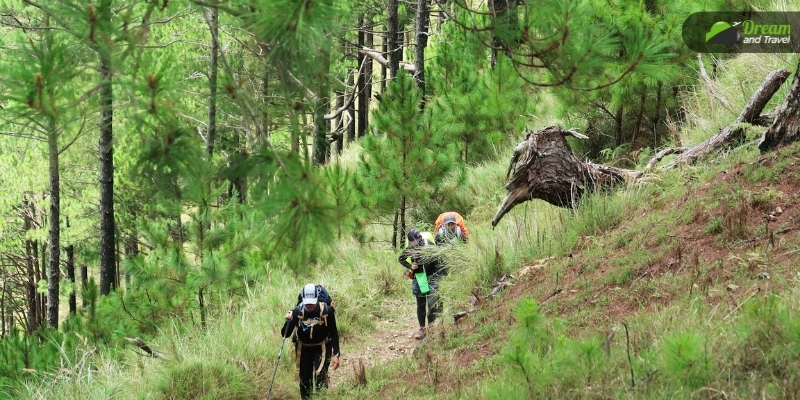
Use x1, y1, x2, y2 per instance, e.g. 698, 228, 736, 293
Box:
491, 126, 641, 227
492, 65, 794, 228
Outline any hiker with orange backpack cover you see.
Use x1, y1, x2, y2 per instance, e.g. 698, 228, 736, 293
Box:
434, 212, 468, 245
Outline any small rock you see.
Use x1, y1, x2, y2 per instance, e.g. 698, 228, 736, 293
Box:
727, 284, 740, 292
757, 272, 771, 280
569, 289, 578, 293
389, 345, 395, 350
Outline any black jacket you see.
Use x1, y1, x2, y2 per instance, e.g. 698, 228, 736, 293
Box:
281, 303, 340, 357
398, 238, 442, 277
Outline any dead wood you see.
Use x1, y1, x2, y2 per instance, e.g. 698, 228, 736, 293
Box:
759, 59, 800, 152
492, 126, 641, 227
659, 68, 790, 169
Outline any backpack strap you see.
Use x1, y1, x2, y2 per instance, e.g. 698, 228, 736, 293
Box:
319, 302, 328, 327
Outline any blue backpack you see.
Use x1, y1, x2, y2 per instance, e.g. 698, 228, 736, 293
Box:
295, 285, 333, 307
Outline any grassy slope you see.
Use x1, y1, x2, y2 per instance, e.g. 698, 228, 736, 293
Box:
20, 54, 800, 399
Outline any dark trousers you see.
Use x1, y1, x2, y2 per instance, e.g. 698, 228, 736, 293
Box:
416, 292, 441, 327
297, 341, 332, 399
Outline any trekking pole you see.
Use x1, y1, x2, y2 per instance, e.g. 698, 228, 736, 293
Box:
267, 320, 291, 400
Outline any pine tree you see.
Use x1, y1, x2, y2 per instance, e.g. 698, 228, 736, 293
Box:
356, 71, 461, 247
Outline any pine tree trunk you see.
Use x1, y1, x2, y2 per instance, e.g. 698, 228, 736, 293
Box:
631, 90, 647, 145
759, 59, 800, 152
334, 89, 344, 154
380, 26, 387, 93
47, 117, 60, 329
23, 198, 37, 334
99, 48, 116, 296
614, 105, 623, 148
387, 0, 400, 80
205, 7, 219, 156
357, 17, 367, 138
1, 278, 4, 337
364, 19, 373, 136
414, 0, 429, 106
261, 65, 270, 141
39, 241, 46, 326
489, 0, 510, 68
313, 49, 331, 165
97, 0, 117, 296
67, 243, 75, 315
347, 73, 356, 142
399, 195, 407, 248
392, 208, 399, 249
80, 264, 87, 310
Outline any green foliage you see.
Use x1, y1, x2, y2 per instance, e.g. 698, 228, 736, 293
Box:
428, 12, 531, 165
356, 71, 462, 237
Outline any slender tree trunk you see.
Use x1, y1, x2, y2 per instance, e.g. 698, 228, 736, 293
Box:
392, 208, 399, 249
334, 89, 344, 154
205, 7, 219, 156
357, 17, 367, 138
24, 198, 36, 334
614, 105, 624, 148
380, 26, 387, 93
489, 0, 507, 68
39, 241, 46, 326
347, 73, 356, 142
261, 63, 270, 141
387, 0, 400, 80
98, 48, 116, 296
399, 195, 407, 248
313, 48, 331, 165
631, 90, 647, 146
66, 243, 75, 315
1, 273, 6, 337
80, 264, 87, 310
414, 0, 429, 107
652, 82, 662, 147
364, 20, 373, 136
46, 116, 60, 328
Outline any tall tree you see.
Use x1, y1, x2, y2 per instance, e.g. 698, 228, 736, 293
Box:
205, 7, 220, 157
387, 0, 400, 80
413, 0, 429, 103
96, 0, 116, 296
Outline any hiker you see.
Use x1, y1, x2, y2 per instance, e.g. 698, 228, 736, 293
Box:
398, 228, 444, 339
281, 283, 341, 400
435, 212, 468, 245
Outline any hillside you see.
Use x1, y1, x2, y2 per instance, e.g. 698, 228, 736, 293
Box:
14, 46, 800, 400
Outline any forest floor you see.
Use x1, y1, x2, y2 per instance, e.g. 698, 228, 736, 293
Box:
332, 296, 421, 387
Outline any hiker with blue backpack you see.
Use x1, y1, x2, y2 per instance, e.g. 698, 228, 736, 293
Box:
280, 283, 340, 400
399, 229, 444, 339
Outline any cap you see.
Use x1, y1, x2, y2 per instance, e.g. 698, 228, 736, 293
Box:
407, 228, 422, 242
301, 283, 318, 305
443, 214, 457, 224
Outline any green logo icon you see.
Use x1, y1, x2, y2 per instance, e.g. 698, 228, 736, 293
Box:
705, 21, 742, 44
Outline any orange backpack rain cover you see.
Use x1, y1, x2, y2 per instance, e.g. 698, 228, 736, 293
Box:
434, 212, 469, 242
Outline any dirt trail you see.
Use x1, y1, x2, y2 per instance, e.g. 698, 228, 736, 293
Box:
330, 297, 421, 387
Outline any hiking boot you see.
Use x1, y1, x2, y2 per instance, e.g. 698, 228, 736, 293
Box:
414, 328, 426, 340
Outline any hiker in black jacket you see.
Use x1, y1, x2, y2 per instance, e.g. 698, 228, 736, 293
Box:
281, 283, 341, 400
398, 229, 444, 339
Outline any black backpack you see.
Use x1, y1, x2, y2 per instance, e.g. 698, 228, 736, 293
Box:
295, 285, 333, 307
